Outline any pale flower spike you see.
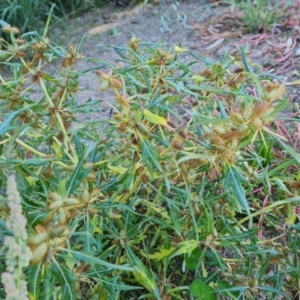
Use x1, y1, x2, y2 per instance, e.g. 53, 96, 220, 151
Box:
1, 175, 31, 300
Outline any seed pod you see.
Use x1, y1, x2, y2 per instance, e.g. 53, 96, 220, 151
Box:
178, 131, 187, 139
141, 174, 150, 182
157, 145, 164, 153
2, 27, 11, 33
113, 113, 123, 121
193, 203, 201, 217
265, 82, 285, 102
33, 53, 43, 61
48, 192, 63, 202
2, 26, 19, 35
213, 125, 226, 135
32, 42, 44, 50
252, 118, 262, 130
230, 138, 238, 149
100, 80, 109, 91
136, 122, 150, 136
230, 111, 244, 123
95, 70, 109, 80
83, 163, 94, 170
56, 208, 67, 225
43, 213, 54, 224
287, 254, 294, 265
250, 288, 259, 294
172, 139, 184, 150
9, 94, 20, 101
64, 165, 76, 172
44, 246, 54, 265
34, 224, 47, 234
254, 101, 270, 118
116, 94, 131, 109
64, 198, 80, 206
211, 136, 225, 146
7, 101, 13, 110
81, 189, 90, 203
51, 237, 67, 247
167, 120, 176, 129
86, 173, 97, 181
222, 272, 234, 278
30, 242, 48, 265
119, 122, 127, 132
27, 233, 49, 247
238, 123, 248, 133
49, 226, 68, 238
48, 200, 64, 211
243, 106, 253, 120
17, 50, 26, 58
109, 77, 123, 90
129, 37, 140, 51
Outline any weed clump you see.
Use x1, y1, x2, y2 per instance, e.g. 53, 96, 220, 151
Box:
0, 19, 300, 299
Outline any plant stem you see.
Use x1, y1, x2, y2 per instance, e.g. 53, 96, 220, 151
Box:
38, 77, 78, 164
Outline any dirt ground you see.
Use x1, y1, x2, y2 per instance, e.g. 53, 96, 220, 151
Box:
50, 0, 300, 120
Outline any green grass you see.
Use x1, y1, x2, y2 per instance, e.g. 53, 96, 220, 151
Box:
0, 14, 300, 300
0, 0, 105, 39
230, 0, 294, 33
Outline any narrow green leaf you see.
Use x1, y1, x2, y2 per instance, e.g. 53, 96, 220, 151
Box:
271, 178, 292, 195
224, 164, 250, 215
27, 264, 43, 300
187, 84, 259, 101
43, 4, 55, 37
0, 158, 51, 166
266, 159, 297, 177
216, 280, 240, 299
0, 104, 35, 136
145, 247, 175, 261
239, 46, 253, 73
15, 166, 30, 195
60, 248, 134, 271
51, 262, 76, 300
275, 137, 300, 164
0, 19, 10, 27
170, 240, 198, 259
268, 100, 288, 119
124, 244, 158, 294
141, 138, 163, 173
178, 152, 215, 164
57, 177, 68, 198
67, 143, 97, 195
259, 286, 291, 299
216, 285, 248, 295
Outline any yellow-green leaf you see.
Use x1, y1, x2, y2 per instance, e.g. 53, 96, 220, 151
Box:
132, 266, 156, 292
191, 75, 206, 83
170, 240, 198, 258
285, 202, 296, 225
143, 109, 167, 126
174, 45, 188, 53
107, 163, 128, 175
52, 140, 63, 158
144, 247, 176, 261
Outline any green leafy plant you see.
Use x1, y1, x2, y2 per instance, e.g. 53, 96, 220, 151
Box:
0, 15, 300, 299
0, 0, 102, 40
230, 0, 294, 33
